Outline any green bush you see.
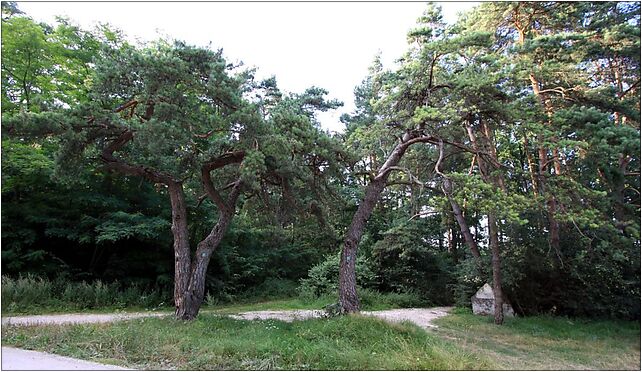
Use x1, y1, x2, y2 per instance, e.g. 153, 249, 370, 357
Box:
452, 257, 487, 308
371, 222, 455, 306
239, 278, 299, 300
298, 253, 376, 298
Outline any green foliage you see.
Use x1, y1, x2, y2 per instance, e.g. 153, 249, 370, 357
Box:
1, 3, 639, 321
298, 253, 376, 298
371, 221, 455, 306
93, 212, 169, 244
1, 275, 171, 314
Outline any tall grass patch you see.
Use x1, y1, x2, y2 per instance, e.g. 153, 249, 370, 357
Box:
1, 275, 170, 314
2, 314, 491, 370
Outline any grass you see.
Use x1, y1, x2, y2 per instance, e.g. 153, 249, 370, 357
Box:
3, 306, 638, 370
202, 296, 336, 314
1, 314, 490, 370
202, 289, 418, 314
433, 309, 641, 370
2, 286, 639, 370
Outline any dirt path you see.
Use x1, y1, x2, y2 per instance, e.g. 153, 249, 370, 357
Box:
228, 307, 453, 329
1, 311, 169, 327
2, 307, 452, 329
1, 347, 129, 370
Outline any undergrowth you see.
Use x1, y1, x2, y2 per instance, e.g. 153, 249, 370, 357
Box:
1, 275, 170, 314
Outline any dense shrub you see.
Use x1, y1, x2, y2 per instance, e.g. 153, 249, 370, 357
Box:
298, 253, 376, 298
453, 224, 642, 320
371, 223, 456, 306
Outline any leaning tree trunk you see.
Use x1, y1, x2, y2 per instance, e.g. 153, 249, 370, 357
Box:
338, 132, 433, 313
175, 179, 243, 320
339, 176, 388, 313
465, 115, 506, 325
447, 194, 481, 261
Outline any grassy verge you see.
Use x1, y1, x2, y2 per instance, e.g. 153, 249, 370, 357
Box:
2, 306, 639, 370
1, 314, 490, 370
433, 309, 641, 370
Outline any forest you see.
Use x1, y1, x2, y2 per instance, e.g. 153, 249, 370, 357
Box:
1, 0, 640, 329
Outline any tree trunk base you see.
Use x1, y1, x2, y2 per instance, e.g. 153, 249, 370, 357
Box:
175, 295, 200, 320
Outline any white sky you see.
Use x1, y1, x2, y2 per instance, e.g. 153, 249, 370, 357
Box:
18, 1, 479, 132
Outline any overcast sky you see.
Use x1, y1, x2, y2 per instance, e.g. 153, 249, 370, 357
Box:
18, 1, 479, 132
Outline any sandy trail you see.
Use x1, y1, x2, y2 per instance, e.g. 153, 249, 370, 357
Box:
1, 311, 169, 327
3, 307, 452, 329
228, 307, 453, 329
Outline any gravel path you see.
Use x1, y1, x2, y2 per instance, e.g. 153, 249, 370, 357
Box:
2, 307, 452, 329
229, 307, 453, 329
1, 311, 170, 327
1, 347, 130, 370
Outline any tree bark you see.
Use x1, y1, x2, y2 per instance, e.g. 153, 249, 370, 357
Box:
168, 182, 192, 319
448, 194, 481, 260
338, 132, 435, 313
488, 213, 504, 325
176, 209, 236, 320
523, 135, 539, 196
174, 155, 244, 320
339, 170, 389, 313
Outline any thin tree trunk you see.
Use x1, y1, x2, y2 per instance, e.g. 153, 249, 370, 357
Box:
488, 213, 504, 325
450, 228, 460, 264
448, 195, 481, 260
531, 73, 561, 253
523, 135, 539, 196
465, 115, 505, 325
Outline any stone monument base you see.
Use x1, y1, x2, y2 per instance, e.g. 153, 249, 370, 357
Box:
471, 283, 515, 317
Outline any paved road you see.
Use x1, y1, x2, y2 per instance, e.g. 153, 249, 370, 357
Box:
1, 347, 129, 370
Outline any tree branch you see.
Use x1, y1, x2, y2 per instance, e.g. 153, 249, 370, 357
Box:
100, 129, 176, 185
201, 151, 246, 213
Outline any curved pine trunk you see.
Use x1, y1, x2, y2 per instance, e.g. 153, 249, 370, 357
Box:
338, 133, 428, 313
339, 177, 387, 313
448, 195, 481, 260
176, 211, 234, 320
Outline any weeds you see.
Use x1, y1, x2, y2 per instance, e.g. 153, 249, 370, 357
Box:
1, 275, 171, 314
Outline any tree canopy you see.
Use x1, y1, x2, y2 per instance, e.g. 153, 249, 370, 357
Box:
2, 2, 639, 321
